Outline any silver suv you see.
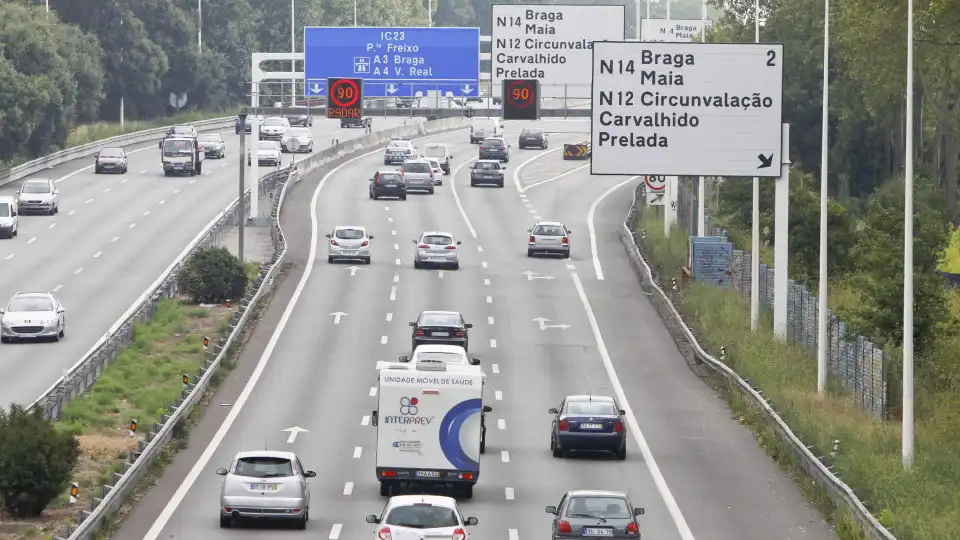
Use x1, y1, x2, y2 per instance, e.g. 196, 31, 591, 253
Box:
527, 220, 571, 258
400, 159, 436, 194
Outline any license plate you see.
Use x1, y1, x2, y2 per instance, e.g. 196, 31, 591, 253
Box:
581, 423, 603, 429
428, 257, 446, 262
250, 483, 278, 491
342, 251, 357, 256
583, 528, 613, 536
540, 238, 557, 243
415, 471, 439, 478
433, 332, 450, 337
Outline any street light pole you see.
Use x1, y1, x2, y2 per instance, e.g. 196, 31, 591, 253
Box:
902, 0, 916, 470
816, 0, 829, 394
750, 0, 761, 331
291, 0, 296, 106
197, 0, 202, 54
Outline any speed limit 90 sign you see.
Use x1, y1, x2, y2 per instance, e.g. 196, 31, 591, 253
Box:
327, 77, 363, 120
502, 79, 540, 121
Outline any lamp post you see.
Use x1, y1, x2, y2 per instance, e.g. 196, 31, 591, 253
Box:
816, 0, 830, 394
197, 0, 202, 53
902, 0, 916, 470
750, 0, 761, 331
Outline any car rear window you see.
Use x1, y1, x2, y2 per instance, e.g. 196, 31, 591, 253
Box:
521, 129, 542, 135
534, 225, 565, 236
288, 128, 310, 137
0, 205, 9, 218
8, 297, 54, 312
378, 173, 402, 184
171, 126, 193, 134
234, 457, 294, 478
403, 163, 430, 174
565, 496, 631, 519
422, 235, 453, 246
384, 504, 459, 528
335, 229, 365, 240
428, 159, 441, 168
474, 162, 500, 171
419, 313, 461, 327
565, 401, 617, 415
481, 139, 503, 148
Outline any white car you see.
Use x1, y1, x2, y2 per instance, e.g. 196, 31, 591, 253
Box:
365, 495, 478, 539
413, 231, 461, 270
0, 292, 66, 343
16, 178, 59, 215
384, 138, 417, 165
259, 116, 290, 140
426, 158, 444, 185
325, 225, 373, 264
248, 141, 282, 167
216, 450, 314, 529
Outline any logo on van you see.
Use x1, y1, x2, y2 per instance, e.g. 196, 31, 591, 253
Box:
400, 397, 419, 415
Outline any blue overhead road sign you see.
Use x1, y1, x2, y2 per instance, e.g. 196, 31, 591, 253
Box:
303, 27, 480, 98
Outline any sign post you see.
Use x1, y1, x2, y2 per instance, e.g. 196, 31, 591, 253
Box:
502, 79, 539, 120
326, 77, 363, 120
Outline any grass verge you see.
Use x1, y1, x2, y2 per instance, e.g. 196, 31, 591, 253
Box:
637, 209, 960, 539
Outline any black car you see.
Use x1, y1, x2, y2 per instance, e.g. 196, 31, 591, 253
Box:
478, 138, 510, 162
549, 395, 627, 459
518, 128, 548, 149
341, 116, 372, 129
410, 310, 472, 352
470, 160, 505, 187
286, 114, 313, 127
369, 170, 407, 201
94, 147, 127, 174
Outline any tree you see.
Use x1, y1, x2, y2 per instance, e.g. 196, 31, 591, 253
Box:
178, 247, 248, 303
784, 173, 856, 284
0, 405, 80, 518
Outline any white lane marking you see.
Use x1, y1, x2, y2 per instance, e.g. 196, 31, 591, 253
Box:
189, 179, 196, 184
4, 254, 13, 260
490, 339, 497, 348
329, 523, 342, 539
495, 390, 503, 400
566, 264, 576, 270
519, 193, 528, 199
509, 529, 519, 540
84, 198, 94, 204
505, 487, 515, 500
393, 243, 399, 250
477, 245, 483, 252
438, 270, 444, 279
589, 176, 640, 280
48, 223, 57, 229
103, 188, 111, 193
481, 261, 488, 268
524, 163, 591, 192
393, 274, 400, 283
159, 199, 166, 205
512, 146, 563, 192
361, 415, 370, 426
488, 316, 495, 325
484, 278, 490, 286
534, 215, 542, 220
389, 286, 396, 301
111, 236, 120, 242
486, 295, 492, 304
173, 189, 181, 194
26, 237, 36, 244
343, 482, 354, 496
501, 450, 510, 462
129, 223, 136, 229
93, 251, 102, 258
354, 446, 364, 458
384, 206, 390, 211
395, 258, 401, 266
139, 170, 146, 174
497, 418, 506, 430
528, 208, 537, 214
386, 312, 393, 322
52, 284, 63, 292
450, 158, 480, 238
381, 335, 388, 344
524, 201, 533, 207
387, 217, 394, 223
140, 127, 474, 540
369, 386, 378, 397
571, 272, 695, 538
492, 364, 500, 374
391, 230, 397, 235
120, 178, 129, 184
67, 210, 75, 216
144, 210, 151, 216
74, 267, 83, 275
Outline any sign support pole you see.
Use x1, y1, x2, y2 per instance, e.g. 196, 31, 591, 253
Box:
750, 0, 762, 331
250, 83, 260, 220
697, 177, 705, 236
773, 123, 791, 340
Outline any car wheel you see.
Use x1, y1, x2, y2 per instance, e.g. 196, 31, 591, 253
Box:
59, 324, 65, 338
363, 256, 371, 265
414, 260, 422, 269
123, 166, 128, 173
552, 441, 563, 458
295, 515, 307, 530
497, 181, 504, 188
563, 252, 571, 259
616, 446, 627, 460
428, 188, 435, 194
220, 515, 231, 528
470, 181, 476, 187
458, 484, 474, 499
527, 249, 535, 257
480, 429, 486, 454
94, 167, 101, 174
400, 195, 407, 200
369, 191, 374, 199
451, 262, 460, 270
328, 256, 335, 264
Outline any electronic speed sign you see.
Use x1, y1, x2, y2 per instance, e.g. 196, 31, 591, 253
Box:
326, 77, 363, 120
502, 79, 540, 121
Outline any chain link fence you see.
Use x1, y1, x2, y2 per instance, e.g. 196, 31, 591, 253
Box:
635, 180, 887, 419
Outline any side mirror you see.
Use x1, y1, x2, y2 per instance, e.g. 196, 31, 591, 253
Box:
408, 321, 416, 327
634, 507, 645, 516
465, 323, 473, 329
619, 409, 626, 415
14, 190, 19, 195
324, 233, 331, 238
304, 470, 317, 478
465, 517, 479, 526
365, 514, 380, 524
57, 308, 65, 314
501, 166, 507, 170
412, 239, 418, 244
369, 177, 375, 181
567, 230, 572, 235
456, 241, 463, 245
548, 407, 559, 414
482, 405, 492, 413
215, 468, 228, 476
469, 357, 480, 366
0, 309, 5, 315
545, 505, 557, 515
53, 190, 59, 195
399, 355, 410, 363
368, 235, 374, 239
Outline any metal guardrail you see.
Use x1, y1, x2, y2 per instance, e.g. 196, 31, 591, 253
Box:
54, 115, 471, 540
0, 116, 237, 189
619, 185, 896, 540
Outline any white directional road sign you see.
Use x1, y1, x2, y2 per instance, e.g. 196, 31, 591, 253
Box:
590, 42, 784, 178
641, 19, 713, 42
644, 175, 668, 206
491, 4, 625, 89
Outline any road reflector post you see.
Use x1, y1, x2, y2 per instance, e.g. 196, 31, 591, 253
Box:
258, 265, 263, 276
182, 373, 189, 386
224, 299, 232, 308
203, 336, 210, 350
69, 483, 78, 504
129, 419, 138, 437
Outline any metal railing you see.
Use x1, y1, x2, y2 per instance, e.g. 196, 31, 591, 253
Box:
620, 185, 896, 540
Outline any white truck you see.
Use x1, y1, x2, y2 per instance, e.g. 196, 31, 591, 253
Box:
372, 358, 491, 499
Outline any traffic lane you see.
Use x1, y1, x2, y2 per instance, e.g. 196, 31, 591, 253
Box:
578, 186, 838, 539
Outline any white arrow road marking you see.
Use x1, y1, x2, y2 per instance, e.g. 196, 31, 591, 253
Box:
532, 317, 570, 330
282, 426, 309, 443
329, 312, 347, 324
26, 237, 36, 244
521, 270, 555, 281
346, 266, 360, 276
501, 450, 510, 462
328, 523, 342, 539
343, 482, 354, 496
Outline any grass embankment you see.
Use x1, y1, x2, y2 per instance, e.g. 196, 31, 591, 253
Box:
639, 210, 960, 540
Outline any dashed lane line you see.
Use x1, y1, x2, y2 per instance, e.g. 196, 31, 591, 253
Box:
488, 316, 495, 325
490, 339, 497, 348
497, 418, 506, 430
354, 446, 363, 458
501, 450, 510, 462
361, 415, 370, 426
505, 487, 515, 500
52, 284, 62, 292
389, 286, 396, 301
342, 482, 354, 496
495, 390, 503, 401
380, 336, 388, 344
73, 267, 83, 275
328, 523, 342, 539
486, 295, 493, 304
93, 251, 102, 259
492, 364, 500, 374
26, 237, 36, 244
385, 312, 393, 322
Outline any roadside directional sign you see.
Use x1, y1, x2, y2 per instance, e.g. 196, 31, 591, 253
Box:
304, 27, 480, 98
590, 42, 784, 178
641, 19, 714, 42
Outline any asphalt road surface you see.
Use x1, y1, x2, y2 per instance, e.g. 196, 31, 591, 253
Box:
0, 117, 412, 408
116, 120, 838, 540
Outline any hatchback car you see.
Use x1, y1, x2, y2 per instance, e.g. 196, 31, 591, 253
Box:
259, 116, 290, 140
238, 114, 265, 134
400, 159, 436, 194
197, 134, 225, 159
470, 160, 506, 187
325, 225, 373, 264
366, 495, 479, 539
16, 179, 59, 215
281, 127, 314, 153
384, 138, 417, 165
546, 490, 643, 539
0, 292, 66, 343
216, 450, 315, 529
427, 158, 444, 184
549, 395, 627, 459
285, 113, 313, 127
528, 221, 571, 258
518, 127, 549, 149
478, 137, 510, 162
94, 147, 128, 174
409, 311, 472, 351
413, 232, 461, 269
369, 170, 407, 200
248, 140, 282, 167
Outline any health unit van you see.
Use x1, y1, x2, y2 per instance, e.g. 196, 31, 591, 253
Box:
373, 358, 490, 499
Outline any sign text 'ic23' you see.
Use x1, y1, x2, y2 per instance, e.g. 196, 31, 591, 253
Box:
327, 77, 363, 120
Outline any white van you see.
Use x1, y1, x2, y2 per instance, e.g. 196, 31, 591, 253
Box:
0, 196, 19, 239
470, 117, 501, 144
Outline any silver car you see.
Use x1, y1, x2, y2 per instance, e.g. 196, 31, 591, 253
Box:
325, 225, 374, 264
259, 116, 290, 140
401, 159, 436, 194
546, 490, 644, 539
0, 292, 66, 343
197, 133, 225, 158
217, 450, 314, 529
16, 178, 59, 215
281, 127, 314, 153
94, 146, 128, 173
528, 221, 571, 258
248, 140, 282, 167
413, 231, 461, 270
427, 158, 444, 185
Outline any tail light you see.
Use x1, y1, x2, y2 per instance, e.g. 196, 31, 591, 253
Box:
418, 244, 429, 249
529, 235, 536, 243
614, 420, 624, 433
415, 329, 425, 336
330, 240, 338, 246
562, 236, 569, 245
399, 167, 404, 174
361, 240, 369, 247
626, 522, 639, 535
558, 419, 569, 431
558, 521, 572, 533
377, 527, 392, 540
452, 529, 466, 540
455, 330, 465, 338
445, 245, 457, 250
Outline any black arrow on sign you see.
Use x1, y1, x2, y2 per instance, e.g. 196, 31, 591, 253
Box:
757, 153, 774, 169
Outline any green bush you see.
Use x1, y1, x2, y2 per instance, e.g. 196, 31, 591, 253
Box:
0, 405, 80, 518
178, 247, 247, 303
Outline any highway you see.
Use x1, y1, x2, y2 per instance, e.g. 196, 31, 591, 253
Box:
117, 120, 839, 540
0, 117, 412, 408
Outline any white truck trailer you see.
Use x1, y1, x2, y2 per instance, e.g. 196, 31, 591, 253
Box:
372, 358, 490, 499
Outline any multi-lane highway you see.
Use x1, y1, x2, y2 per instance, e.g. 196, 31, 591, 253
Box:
114, 119, 838, 539
0, 117, 412, 407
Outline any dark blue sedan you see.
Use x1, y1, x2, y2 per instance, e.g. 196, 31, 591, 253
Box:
549, 395, 627, 459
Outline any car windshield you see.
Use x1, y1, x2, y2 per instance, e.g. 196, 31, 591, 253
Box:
481, 139, 503, 148
162, 140, 193, 156
384, 504, 459, 528
8, 297, 54, 312
566, 401, 618, 415
288, 128, 310, 137
416, 351, 465, 363
565, 496, 632, 519
534, 225, 566, 236
419, 313, 461, 326
521, 129, 542, 136
403, 163, 430, 174
378, 173, 402, 184
335, 229, 365, 240
263, 118, 285, 126
197, 135, 219, 143
421, 235, 453, 246
474, 162, 500, 171
234, 457, 294, 478
259, 141, 278, 150
0, 205, 9, 217
22, 182, 50, 194
99, 148, 123, 157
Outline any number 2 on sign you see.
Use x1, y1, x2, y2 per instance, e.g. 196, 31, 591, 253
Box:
337, 85, 355, 100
